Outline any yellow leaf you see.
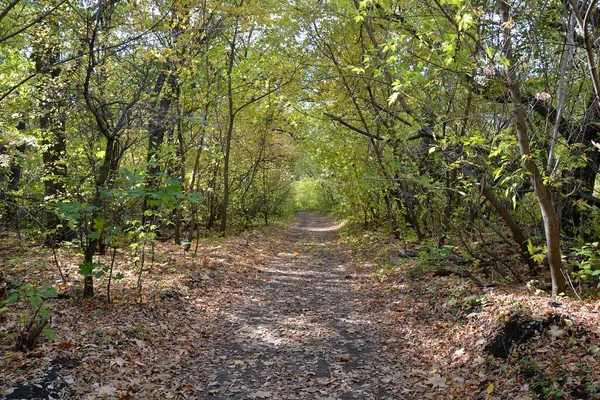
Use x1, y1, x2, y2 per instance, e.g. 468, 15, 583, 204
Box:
486, 383, 494, 394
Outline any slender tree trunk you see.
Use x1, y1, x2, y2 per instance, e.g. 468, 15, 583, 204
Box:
173, 87, 184, 245
461, 165, 535, 274
263, 159, 268, 226
568, 0, 600, 103
3, 123, 27, 230
34, 21, 67, 243
83, 135, 116, 297
7, 125, 26, 194
220, 24, 239, 235
206, 161, 220, 230
501, 1, 565, 296
143, 66, 178, 227
184, 136, 204, 250
79, 0, 140, 297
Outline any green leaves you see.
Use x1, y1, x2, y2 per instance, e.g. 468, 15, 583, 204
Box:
527, 240, 548, 263
3, 281, 57, 307
78, 261, 107, 279
456, 12, 474, 31
569, 243, 600, 293
123, 168, 143, 184
1, 279, 58, 349
78, 261, 94, 278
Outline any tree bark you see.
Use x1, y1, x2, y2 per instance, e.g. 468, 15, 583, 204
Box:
501, 1, 565, 296
34, 20, 68, 244
461, 165, 535, 274
220, 22, 240, 235
143, 64, 178, 228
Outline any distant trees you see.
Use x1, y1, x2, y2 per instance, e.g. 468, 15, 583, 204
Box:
0, 0, 300, 296
299, 0, 600, 296
3, 0, 600, 297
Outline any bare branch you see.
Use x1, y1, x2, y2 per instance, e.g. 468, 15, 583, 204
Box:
323, 112, 385, 141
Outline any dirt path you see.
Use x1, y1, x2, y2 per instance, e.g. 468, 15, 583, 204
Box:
5, 212, 600, 399
193, 212, 408, 399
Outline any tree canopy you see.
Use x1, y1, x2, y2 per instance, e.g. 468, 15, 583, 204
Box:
3, 0, 600, 297
5, 1, 600, 398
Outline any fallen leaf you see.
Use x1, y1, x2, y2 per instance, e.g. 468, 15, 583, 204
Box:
548, 325, 565, 338
97, 385, 117, 396
251, 390, 272, 399
111, 357, 126, 367
106, 328, 118, 336
425, 373, 447, 388
473, 356, 486, 365
486, 383, 494, 394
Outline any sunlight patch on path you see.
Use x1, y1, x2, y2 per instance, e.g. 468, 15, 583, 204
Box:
296, 220, 346, 232
192, 212, 405, 399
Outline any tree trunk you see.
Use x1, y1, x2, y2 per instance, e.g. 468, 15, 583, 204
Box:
461, 165, 536, 274
2, 123, 27, 230
561, 132, 600, 235
173, 88, 184, 245
501, 1, 565, 296
220, 24, 239, 235
34, 21, 68, 244
143, 66, 178, 227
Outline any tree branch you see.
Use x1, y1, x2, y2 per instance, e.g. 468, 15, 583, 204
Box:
0, 0, 68, 44
323, 112, 384, 141
0, 0, 21, 26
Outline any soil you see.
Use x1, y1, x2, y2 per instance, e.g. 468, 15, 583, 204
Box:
2, 212, 600, 399
189, 211, 408, 399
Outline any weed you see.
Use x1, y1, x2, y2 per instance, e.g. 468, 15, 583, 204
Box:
2, 280, 57, 350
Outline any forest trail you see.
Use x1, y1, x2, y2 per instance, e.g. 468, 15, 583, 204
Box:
4, 212, 599, 399
193, 212, 408, 399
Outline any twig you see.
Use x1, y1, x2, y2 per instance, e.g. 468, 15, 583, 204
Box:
106, 246, 117, 304
562, 268, 582, 301
136, 242, 146, 308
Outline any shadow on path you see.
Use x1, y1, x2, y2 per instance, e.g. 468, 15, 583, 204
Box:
193, 212, 409, 399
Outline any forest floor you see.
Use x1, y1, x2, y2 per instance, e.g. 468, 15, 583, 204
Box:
1, 212, 600, 399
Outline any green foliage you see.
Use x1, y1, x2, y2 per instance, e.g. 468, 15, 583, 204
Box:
527, 240, 547, 264
291, 178, 332, 212
1, 280, 58, 348
568, 242, 600, 296
1, 0, 600, 302
418, 242, 453, 268
4, 280, 57, 310
77, 261, 105, 279
406, 243, 456, 279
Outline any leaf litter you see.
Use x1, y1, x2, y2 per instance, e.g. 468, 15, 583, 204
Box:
1, 211, 599, 399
